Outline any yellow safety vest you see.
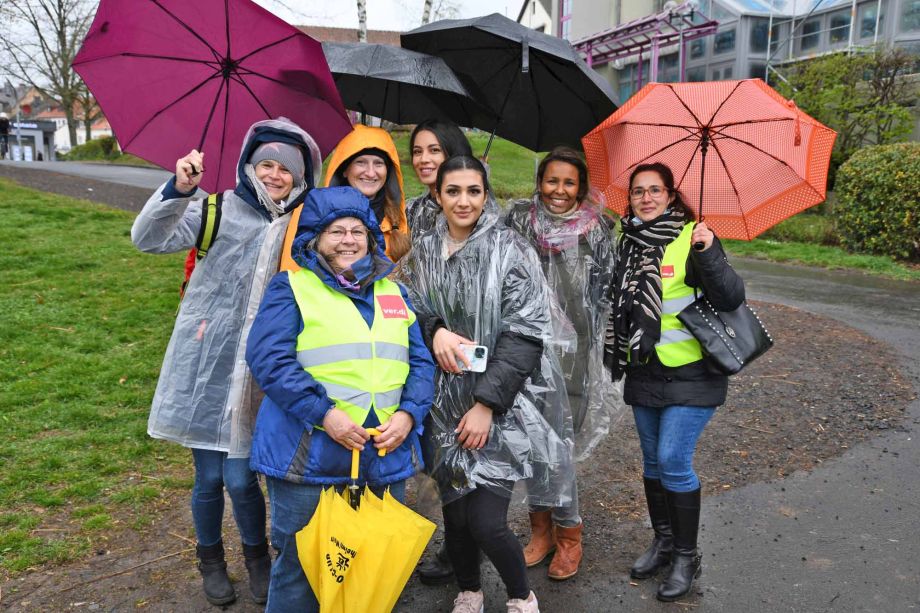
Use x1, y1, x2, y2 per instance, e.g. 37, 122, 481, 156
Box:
288, 269, 414, 425
655, 223, 704, 367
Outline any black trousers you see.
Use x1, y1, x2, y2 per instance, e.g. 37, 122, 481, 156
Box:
442, 485, 530, 600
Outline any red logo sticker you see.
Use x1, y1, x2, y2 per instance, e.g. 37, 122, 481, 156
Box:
661, 265, 675, 278
377, 295, 408, 319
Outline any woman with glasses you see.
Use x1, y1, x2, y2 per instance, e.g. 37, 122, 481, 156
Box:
245, 186, 435, 611
607, 162, 745, 602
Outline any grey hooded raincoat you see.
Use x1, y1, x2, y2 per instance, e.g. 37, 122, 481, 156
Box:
131, 118, 322, 457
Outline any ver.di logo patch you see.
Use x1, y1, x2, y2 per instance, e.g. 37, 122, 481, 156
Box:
661, 264, 675, 278
377, 294, 408, 319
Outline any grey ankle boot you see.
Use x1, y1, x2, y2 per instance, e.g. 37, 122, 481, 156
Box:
243, 540, 272, 604
196, 540, 236, 606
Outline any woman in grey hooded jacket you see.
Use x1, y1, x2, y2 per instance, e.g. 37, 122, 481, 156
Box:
131, 117, 322, 606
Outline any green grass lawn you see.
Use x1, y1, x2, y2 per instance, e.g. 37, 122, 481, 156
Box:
723, 238, 920, 281
0, 179, 190, 576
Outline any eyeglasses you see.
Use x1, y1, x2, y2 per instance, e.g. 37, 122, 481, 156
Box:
323, 227, 368, 242
629, 185, 668, 199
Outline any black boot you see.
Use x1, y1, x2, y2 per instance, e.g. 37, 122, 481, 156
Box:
242, 540, 271, 605
196, 541, 236, 606
630, 478, 673, 580
657, 488, 702, 602
417, 540, 454, 586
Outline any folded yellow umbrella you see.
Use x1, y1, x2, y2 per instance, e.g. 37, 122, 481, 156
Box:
297, 428, 436, 612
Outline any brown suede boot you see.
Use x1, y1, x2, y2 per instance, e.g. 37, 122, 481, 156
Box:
548, 523, 583, 580
523, 511, 555, 567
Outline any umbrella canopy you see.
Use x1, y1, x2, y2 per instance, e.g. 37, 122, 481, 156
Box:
73, 0, 351, 194
582, 79, 837, 240
315, 42, 496, 128
401, 13, 618, 155
297, 444, 435, 613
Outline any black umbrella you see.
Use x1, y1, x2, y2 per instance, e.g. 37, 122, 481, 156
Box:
316, 42, 496, 128
402, 13, 619, 158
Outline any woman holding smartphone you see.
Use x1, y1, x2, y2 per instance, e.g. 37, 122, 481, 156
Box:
399, 155, 572, 613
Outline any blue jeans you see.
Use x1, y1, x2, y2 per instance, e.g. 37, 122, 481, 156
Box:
631, 404, 716, 492
191, 448, 266, 547
265, 477, 407, 613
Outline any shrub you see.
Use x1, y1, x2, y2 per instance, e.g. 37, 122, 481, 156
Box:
835, 143, 920, 261
60, 136, 120, 161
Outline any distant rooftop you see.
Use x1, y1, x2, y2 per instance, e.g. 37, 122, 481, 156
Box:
296, 26, 401, 45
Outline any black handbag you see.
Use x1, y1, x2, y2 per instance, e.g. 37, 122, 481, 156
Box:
677, 290, 773, 375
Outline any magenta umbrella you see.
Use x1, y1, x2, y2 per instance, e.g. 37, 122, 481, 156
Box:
73, 0, 351, 193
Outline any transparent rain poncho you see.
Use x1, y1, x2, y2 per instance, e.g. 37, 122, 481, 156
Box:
396, 198, 576, 506
504, 193, 625, 460
131, 118, 323, 457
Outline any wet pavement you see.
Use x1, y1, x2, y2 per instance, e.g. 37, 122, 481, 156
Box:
0, 159, 173, 190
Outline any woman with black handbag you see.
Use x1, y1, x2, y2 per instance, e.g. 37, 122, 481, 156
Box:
606, 162, 745, 602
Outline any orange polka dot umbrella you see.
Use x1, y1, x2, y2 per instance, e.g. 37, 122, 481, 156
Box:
582, 79, 836, 240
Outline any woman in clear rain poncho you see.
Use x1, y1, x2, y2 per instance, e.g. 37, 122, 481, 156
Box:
405, 118, 473, 238
131, 117, 322, 606
504, 146, 622, 580
398, 155, 574, 613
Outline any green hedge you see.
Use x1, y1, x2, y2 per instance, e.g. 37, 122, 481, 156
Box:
835, 143, 920, 261
60, 136, 120, 161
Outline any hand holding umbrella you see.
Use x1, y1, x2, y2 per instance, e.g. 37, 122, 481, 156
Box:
691, 221, 714, 252
176, 150, 205, 193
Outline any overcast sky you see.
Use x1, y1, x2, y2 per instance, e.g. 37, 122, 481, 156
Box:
254, 0, 515, 32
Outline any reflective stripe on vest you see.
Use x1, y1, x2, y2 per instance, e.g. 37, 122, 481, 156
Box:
288, 269, 415, 426
655, 223, 704, 367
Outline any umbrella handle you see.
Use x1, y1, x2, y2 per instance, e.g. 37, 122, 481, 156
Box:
350, 427, 387, 480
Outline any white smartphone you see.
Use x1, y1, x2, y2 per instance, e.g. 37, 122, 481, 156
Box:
458, 344, 488, 373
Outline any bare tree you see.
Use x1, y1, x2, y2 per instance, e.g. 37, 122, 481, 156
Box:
0, 0, 95, 147
357, 0, 368, 42
430, 0, 459, 21
421, 0, 433, 24
74, 84, 101, 143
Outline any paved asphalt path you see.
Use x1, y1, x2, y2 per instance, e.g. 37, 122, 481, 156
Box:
0, 159, 174, 190
4, 161, 919, 611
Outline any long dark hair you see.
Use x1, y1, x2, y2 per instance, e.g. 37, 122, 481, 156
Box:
435, 155, 491, 195
409, 119, 472, 160
628, 162, 696, 220
537, 146, 589, 203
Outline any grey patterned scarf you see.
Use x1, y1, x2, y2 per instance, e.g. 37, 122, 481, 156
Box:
604, 208, 688, 378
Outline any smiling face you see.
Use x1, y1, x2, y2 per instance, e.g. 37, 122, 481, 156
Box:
254, 160, 294, 202
539, 160, 581, 215
411, 130, 447, 193
629, 170, 675, 223
316, 216, 369, 273
437, 169, 487, 241
343, 154, 387, 198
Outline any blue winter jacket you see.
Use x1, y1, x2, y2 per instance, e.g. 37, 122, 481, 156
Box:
246, 186, 435, 486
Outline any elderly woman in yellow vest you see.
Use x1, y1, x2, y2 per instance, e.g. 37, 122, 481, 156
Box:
605, 162, 745, 603
245, 186, 435, 612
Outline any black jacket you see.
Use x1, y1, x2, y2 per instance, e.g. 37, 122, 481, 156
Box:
623, 236, 745, 408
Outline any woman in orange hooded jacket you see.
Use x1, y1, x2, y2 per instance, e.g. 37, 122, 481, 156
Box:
280, 125, 410, 270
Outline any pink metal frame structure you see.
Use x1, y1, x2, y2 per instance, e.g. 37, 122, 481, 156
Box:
572, 3, 719, 86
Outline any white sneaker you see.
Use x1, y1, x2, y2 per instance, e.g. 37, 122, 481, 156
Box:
452, 590, 485, 613
506, 590, 539, 613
